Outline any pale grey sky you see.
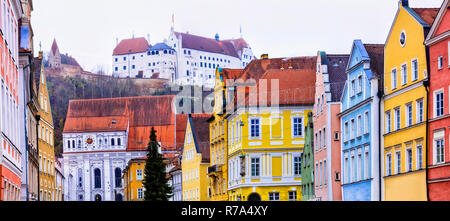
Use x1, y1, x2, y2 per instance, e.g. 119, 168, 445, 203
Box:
31, 0, 444, 73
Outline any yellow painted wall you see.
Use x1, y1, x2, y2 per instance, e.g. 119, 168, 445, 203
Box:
384, 170, 427, 201
37, 60, 56, 201
123, 160, 145, 201
383, 3, 428, 201
227, 108, 311, 201
182, 121, 209, 201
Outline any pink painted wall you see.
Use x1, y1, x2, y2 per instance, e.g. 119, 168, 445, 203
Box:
313, 55, 342, 201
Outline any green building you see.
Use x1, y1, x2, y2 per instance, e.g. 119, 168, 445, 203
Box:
301, 112, 315, 201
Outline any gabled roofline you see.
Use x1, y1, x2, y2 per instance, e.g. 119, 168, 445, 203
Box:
425, 0, 449, 45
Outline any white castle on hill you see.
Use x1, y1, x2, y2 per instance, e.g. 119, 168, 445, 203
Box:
112, 26, 255, 88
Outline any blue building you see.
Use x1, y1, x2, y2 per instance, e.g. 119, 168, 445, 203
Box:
338, 40, 384, 201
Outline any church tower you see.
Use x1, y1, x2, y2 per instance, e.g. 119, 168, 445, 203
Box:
49, 39, 61, 68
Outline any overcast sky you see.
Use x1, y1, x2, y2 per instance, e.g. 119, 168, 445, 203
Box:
31, 0, 444, 73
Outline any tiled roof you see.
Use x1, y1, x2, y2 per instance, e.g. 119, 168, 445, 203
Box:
176, 114, 188, 151
113, 37, 150, 56
189, 114, 211, 163
221, 68, 244, 84
222, 38, 250, 57
363, 44, 385, 79
412, 8, 439, 26
239, 56, 317, 82
243, 68, 316, 107
327, 54, 350, 102
63, 95, 177, 151
174, 32, 240, 58
149, 43, 174, 51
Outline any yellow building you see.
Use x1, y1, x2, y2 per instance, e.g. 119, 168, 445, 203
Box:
37, 52, 56, 201
182, 114, 211, 201
123, 157, 146, 201
226, 61, 316, 201
207, 68, 242, 201
382, 0, 438, 201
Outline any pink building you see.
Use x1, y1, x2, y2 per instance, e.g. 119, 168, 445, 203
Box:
313, 52, 349, 201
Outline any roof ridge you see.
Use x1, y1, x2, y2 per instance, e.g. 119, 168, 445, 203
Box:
69, 95, 175, 102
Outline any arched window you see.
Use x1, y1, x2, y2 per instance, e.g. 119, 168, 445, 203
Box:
115, 168, 122, 188
94, 168, 101, 188
111, 138, 115, 146
78, 168, 83, 188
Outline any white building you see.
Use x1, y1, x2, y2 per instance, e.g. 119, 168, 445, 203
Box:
112, 28, 255, 88
55, 157, 65, 201
62, 95, 179, 201
1, 0, 24, 202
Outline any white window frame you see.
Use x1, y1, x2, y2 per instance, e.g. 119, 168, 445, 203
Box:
434, 89, 444, 118
386, 153, 392, 176
416, 99, 424, 123
401, 63, 408, 86
416, 142, 423, 170
433, 130, 445, 165
411, 59, 418, 81
291, 115, 304, 138
394, 107, 401, 131
405, 103, 413, 127
391, 68, 398, 90
385, 110, 391, 133
249, 117, 262, 140
395, 150, 401, 174
438, 56, 443, 70
406, 146, 413, 172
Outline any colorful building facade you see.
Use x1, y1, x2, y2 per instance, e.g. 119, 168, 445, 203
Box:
301, 112, 315, 201
123, 157, 146, 201
382, 0, 438, 201
227, 58, 316, 201
424, 0, 450, 201
182, 114, 211, 201
339, 40, 384, 201
36, 52, 57, 201
314, 52, 349, 201
0, 0, 23, 201
207, 68, 242, 201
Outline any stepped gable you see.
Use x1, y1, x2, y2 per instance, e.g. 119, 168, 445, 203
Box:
113, 37, 150, 56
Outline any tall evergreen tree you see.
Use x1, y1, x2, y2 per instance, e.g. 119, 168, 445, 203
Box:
143, 127, 173, 201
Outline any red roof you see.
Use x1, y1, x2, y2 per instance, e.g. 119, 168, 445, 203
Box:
113, 37, 150, 56
51, 39, 59, 55
174, 32, 240, 58
63, 95, 177, 151
222, 38, 250, 57
189, 114, 212, 163
412, 8, 440, 26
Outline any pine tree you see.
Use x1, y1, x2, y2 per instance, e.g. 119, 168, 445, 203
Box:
143, 127, 173, 201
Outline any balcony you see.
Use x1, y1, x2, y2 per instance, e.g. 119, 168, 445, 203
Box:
207, 164, 222, 177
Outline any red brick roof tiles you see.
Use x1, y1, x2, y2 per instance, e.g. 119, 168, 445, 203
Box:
113, 37, 150, 56
189, 114, 212, 163
174, 32, 240, 58
412, 8, 440, 26
63, 95, 177, 151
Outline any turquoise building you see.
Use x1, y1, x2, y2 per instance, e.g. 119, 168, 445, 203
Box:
338, 40, 384, 201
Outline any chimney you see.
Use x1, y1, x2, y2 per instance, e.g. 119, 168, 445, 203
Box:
260, 54, 268, 60
400, 0, 408, 7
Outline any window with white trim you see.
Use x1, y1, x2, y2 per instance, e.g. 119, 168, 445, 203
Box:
292, 117, 303, 137
269, 192, 280, 201
385, 111, 391, 133
417, 99, 424, 123
391, 68, 397, 90
386, 153, 392, 176
406, 148, 412, 172
417, 143, 423, 170
435, 138, 445, 164
405, 103, 413, 127
435, 90, 444, 117
401, 63, 407, 85
394, 107, 401, 131
396, 151, 401, 174
411, 59, 418, 81
250, 118, 260, 139
438, 56, 443, 70
251, 157, 260, 177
